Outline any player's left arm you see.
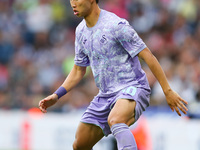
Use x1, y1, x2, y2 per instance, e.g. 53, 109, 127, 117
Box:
138, 47, 188, 116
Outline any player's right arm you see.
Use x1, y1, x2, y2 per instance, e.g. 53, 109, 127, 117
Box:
61, 64, 87, 92
39, 64, 87, 113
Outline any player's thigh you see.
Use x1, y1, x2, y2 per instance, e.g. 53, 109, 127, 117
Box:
108, 99, 136, 127
73, 122, 104, 150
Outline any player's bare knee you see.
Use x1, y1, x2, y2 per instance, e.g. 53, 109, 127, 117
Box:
73, 140, 78, 150
107, 116, 125, 127
73, 139, 92, 150
73, 139, 82, 150
108, 116, 135, 127
127, 117, 136, 126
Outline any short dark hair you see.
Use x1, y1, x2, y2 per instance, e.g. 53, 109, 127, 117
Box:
96, 0, 99, 3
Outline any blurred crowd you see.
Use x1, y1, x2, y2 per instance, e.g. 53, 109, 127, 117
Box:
0, 0, 199, 117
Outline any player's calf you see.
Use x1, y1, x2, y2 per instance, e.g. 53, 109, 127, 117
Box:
111, 123, 138, 150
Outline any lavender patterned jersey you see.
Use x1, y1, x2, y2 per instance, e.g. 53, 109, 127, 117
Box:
74, 10, 150, 97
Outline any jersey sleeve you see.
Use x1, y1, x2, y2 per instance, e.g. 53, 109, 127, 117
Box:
74, 29, 90, 67
113, 20, 147, 57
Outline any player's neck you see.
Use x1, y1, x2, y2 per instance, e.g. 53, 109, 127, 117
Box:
84, 5, 101, 28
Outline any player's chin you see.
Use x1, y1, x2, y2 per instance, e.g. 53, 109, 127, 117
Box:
77, 11, 89, 18
76, 13, 84, 18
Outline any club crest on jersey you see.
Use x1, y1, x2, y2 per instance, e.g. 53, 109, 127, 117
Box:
100, 35, 107, 44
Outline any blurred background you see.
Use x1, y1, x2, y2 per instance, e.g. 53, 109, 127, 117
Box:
0, 0, 200, 150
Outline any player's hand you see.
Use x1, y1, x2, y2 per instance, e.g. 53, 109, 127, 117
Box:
165, 89, 188, 116
39, 94, 58, 113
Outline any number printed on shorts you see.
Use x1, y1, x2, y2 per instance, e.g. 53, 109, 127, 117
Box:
122, 86, 137, 96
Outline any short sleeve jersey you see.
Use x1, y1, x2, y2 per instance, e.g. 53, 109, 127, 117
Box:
74, 9, 150, 97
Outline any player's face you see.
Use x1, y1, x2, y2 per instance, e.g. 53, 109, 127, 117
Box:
70, 0, 93, 17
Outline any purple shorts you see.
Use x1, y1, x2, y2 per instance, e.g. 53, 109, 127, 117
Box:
80, 85, 151, 136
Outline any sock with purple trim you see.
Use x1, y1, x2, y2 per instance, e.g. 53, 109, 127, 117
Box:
111, 123, 137, 150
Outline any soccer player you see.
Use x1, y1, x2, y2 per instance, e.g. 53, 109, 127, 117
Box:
39, 0, 188, 149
